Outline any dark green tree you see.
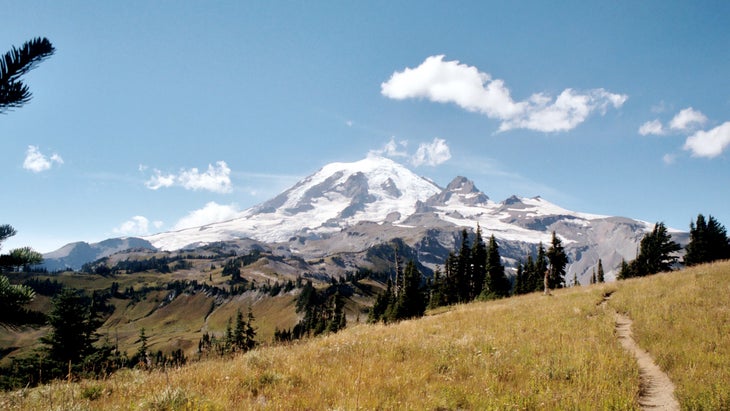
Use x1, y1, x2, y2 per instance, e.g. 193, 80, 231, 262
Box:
546, 232, 568, 289
596, 259, 605, 283
535, 243, 548, 291
635, 222, 681, 276
455, 230, 471, 302
480, 235, 510, 299
41, 289, 103, 371
469, 225, 487, 299
133, 328, 149, 365
685, 214, 730, 266
369, 278, 393, 323
387, 260, 425, 321
0, 37, 55, 113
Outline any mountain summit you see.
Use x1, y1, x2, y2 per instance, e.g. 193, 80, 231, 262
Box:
145, 156, 441, 250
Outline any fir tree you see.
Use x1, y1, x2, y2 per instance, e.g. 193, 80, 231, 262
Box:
455, 230, 472, 302
481, 235, 510, 299
0, 37, 55, 113
41, 289, 104, 371
597, 259, 605, 283
685, 214, 730, 266
635, 222, 681, 276
469, 224, 487, 299
546, 232, 568, 289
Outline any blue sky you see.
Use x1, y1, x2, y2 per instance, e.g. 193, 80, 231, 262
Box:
2, 1, 729, 253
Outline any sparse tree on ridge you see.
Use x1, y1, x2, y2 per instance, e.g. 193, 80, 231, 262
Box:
0, 37, 55, 113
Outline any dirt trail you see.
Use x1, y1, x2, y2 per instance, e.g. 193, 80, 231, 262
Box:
601, 292, 680, 410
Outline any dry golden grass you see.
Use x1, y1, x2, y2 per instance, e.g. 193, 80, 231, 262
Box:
4, 261, 730, 410
1, 285, 640, 410
608, 260, 730, 410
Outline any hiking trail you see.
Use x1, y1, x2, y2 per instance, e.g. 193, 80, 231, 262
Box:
601, 292, 680, 411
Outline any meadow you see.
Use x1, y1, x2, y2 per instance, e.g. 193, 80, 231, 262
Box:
2, 261, 729, 410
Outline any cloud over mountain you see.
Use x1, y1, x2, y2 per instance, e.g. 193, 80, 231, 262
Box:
381, 55, 627, 132
145, 161, 233, 193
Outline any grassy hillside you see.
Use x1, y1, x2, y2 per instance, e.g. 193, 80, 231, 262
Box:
2, 261, 729, 409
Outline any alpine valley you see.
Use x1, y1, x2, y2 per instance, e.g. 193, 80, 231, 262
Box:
43, 156, 687, 283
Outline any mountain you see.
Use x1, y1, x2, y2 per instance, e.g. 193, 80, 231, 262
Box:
42, 237, 155, 271
45, 156, 687, 283
144, 156, 442, 250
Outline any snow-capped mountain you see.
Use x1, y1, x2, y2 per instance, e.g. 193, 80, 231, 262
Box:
144, 156, 442, 250
45, 156, 687, 283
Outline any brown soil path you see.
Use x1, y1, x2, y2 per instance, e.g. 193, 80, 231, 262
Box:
601, 292, 679, 410
614, 313, 680, 410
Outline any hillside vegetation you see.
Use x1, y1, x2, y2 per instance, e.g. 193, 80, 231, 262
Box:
2, 261, 729, 410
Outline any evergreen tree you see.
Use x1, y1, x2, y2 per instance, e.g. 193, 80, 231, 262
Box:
617, 258, 633, 280
597, 259, 605, 283
635, 222, 681, 276
480, 235, 510, 299
428, 267, 447, 308
0, 225, 44, 328
469, 225, 487, 299
513, 262, 525, 295
244, 306, 257, 350
388, 260, 425, 321
685, 214, 730, 266
369, 278, 393, 323
535, 243, 548, 292
134, 328, 149, 365
455, 230, 471, 302
546, 232, 568, 289
41, 289, 103, 370
523, 255, 538, 293
0, 37, 55, 113
443, 252, 459, 305
233, 309, 246, 351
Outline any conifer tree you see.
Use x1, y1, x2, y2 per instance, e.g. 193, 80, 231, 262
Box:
513, 262, 525, 295
546, 232, 568, 289
134, 328, 149, 365
597, 259, 605, 283
635, 222, 681, 275
388, 260, 425, 321
0, 37, 55, 113
535, 243, 548, 291
41, 289, 103, 370
470, 225, 487, 299
685, 214, 730, 266
455, 230, 471, 302
244, 306, 257, 350
481, 235, 510, 299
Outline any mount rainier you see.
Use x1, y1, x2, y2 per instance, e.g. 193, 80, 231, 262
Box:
45, 156, 686, 283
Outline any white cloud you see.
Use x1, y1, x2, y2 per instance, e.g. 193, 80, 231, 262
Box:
639, 119, 665, 136
669, 107, 707, 131
369, 137, 408, 158
683, 121, 730, 158
113, 216, 156, 236
173, 202, 240, 230
411, 138, 452, 166
381, 55, 627, 132
369, 137, 451, 167
144, 161, 232, 193
22, 145, 64, 173
662, 153, 677, 165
